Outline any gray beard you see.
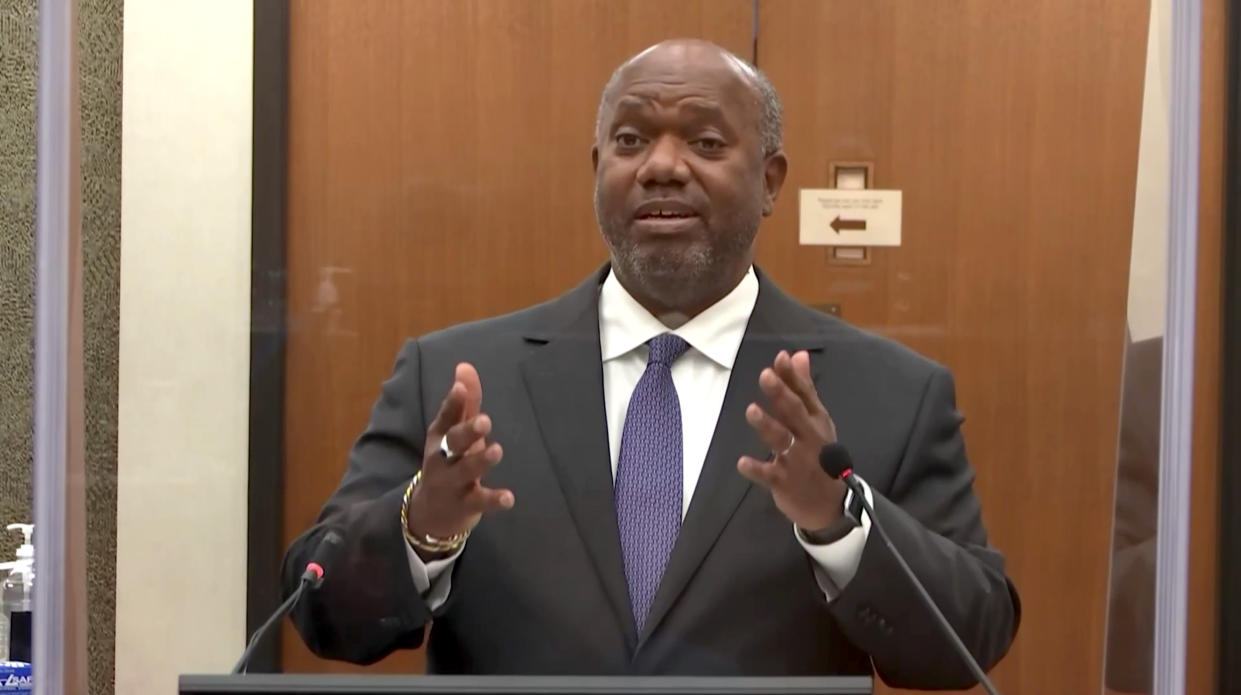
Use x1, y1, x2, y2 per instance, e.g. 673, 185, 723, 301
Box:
594, 188, 759, 311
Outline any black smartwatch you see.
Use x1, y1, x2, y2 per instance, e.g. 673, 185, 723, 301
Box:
799, 488, 864, 545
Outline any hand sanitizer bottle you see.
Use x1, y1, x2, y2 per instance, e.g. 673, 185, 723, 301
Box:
1, 524, 34, 663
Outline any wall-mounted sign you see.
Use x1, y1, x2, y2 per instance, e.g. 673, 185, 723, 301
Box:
799, 189, 902, 247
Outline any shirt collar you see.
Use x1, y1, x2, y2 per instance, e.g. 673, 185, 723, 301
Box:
598, 267, 758, 369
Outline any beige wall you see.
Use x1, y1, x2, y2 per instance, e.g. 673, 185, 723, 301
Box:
115, 0, 252, 691
1127, 0, 1171, 342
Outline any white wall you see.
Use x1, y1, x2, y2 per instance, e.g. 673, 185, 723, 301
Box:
115, 0, 252, 691
1127, 0, 1171, 342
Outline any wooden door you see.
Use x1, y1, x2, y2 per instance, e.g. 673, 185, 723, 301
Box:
755, 2, 1148, 693
281, 0, 755, 674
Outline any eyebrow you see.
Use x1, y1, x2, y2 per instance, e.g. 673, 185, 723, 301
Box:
610, 97, 649, 123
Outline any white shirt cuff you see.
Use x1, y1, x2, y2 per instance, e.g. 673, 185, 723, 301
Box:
405, 534, 464, 611
794, 478, 873, 601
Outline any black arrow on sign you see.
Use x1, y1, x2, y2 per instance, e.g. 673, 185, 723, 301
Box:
830, 216, 867, 234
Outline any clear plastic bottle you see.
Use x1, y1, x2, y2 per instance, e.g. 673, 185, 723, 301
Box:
0, 525, 34, 663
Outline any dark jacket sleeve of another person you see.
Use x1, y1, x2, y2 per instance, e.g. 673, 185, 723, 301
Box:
282, 340, 432, 664
827, 367, 1021, 689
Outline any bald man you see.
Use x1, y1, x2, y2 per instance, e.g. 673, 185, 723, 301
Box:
284, 40, 1019, 688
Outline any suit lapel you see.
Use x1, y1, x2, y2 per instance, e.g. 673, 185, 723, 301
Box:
520, 269, 638, 648
637, 274, 831, 648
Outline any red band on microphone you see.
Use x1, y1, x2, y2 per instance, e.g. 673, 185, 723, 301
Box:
306, 562, 325, 581
840, 467, 854, 479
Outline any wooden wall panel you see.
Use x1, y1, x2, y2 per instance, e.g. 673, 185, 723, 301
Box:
755, 2, 1148, 694
281, 0, 754, 673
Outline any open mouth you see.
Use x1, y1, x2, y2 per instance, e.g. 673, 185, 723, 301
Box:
637, 210, 697, 220
632, 201, 700, 230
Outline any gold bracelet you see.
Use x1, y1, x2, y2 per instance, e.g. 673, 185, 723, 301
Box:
400, 470, 469, 553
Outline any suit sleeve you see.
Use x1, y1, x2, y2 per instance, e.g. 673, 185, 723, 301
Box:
283, 339, 435, 664
827, 367, 1021, 689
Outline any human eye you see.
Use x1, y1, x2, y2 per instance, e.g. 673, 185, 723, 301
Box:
692, 135, 727, 153
615, 130, 646, 149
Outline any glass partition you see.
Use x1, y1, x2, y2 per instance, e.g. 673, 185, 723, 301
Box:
16, 1, 1210, 694
1102, 3, 1171, 692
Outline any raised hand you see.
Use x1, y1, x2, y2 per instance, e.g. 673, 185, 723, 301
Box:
736, 350, 847, 532
404, 362, 514, 560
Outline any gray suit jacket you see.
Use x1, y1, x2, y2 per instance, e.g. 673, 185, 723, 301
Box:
284, 266, 1020, 688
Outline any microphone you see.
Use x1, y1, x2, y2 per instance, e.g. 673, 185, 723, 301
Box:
818, 444, 1002, 695
231, 529, 344, 674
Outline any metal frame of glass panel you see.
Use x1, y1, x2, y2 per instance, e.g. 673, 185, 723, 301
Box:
34, 2, 76, 695
1154, 0, 1202, 693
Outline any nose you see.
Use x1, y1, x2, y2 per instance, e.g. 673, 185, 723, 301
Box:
635, 135, 691, 187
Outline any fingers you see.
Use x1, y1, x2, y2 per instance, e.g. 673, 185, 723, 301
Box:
737, 455, 784, 488
443, 414, 492, 461
759, 364, 817, 441
425, 364, 505, 508
427, 363, 489, 467
456, 363, 483, 419
436, 418, 502, 490
792, 350, 811, 375
428, 381, 468, 442
428, 363, 484, 442
745, 403, 795, 459
773, 351, 824, 415
783, 350, 837, 441
452, 440, 503, 483
412, 437, 511, 522
462, 482, 516, 514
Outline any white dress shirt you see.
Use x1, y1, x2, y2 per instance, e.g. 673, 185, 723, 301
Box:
407, 268, 871, 608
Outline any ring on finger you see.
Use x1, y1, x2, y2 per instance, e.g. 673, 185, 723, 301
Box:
439, 434, 462, 462
779, 433, 796, 458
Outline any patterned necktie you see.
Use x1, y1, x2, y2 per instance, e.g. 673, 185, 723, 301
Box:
614, 333, 691, 635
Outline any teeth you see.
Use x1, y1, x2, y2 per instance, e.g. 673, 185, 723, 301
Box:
640, 208, 691, 218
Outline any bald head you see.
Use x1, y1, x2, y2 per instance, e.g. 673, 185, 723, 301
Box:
595, 39, 783, 156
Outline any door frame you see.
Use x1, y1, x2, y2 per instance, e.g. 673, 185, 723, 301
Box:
247, 0, 291, 673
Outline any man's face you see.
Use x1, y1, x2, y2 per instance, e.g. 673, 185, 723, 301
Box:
593, 46, 785, 313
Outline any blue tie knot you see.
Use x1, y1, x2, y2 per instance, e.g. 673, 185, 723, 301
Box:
647, 334, 690, 366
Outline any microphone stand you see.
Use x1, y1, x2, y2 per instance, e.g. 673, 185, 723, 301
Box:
839, 471, 1001, 695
